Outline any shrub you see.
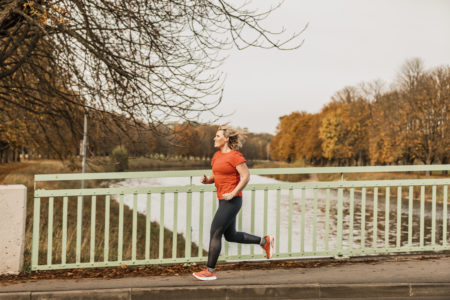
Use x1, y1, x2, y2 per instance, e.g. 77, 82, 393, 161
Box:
111, 146, 129, 171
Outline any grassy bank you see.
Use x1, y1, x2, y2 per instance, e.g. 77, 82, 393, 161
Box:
1, 159, 205, 272
251, 160, 447, 180
316, 171, 448, 182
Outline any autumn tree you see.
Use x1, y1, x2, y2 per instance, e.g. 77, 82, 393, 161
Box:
195, 124, 217, 158
368, 90, 407, 164
397, 59, 450, 164
170, 123, 202, 158
85, 113, 158, 158
318, 87, 370, 166
270, 112, 303, 162
0, 103, 26, 162
272, 59, 449, 167
241, 132, 273, 160
296, 113, 322, 164
0, 83, 85, 161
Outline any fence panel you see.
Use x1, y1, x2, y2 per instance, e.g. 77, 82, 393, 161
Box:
32, 165, 450, 270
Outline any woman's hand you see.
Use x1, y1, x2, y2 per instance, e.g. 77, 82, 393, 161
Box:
222, 192, 235, 200
201, 174, 214, 184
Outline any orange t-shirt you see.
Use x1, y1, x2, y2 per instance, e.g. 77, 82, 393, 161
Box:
211, 150, 247, 200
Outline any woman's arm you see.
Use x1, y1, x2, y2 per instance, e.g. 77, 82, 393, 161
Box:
222, 163, 250, 200
201, 174, 214, 184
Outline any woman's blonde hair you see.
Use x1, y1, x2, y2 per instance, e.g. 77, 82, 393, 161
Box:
218, 125, 247, 150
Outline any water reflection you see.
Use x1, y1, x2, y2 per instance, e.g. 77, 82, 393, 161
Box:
312, 188, 449, 251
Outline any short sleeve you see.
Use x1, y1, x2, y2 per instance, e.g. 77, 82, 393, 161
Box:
230, 151, 246, 167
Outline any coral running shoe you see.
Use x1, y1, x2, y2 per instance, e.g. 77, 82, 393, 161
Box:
261, 235, 274, 259
192, 268, 217, 281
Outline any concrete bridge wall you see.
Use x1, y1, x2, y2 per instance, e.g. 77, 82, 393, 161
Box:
0, 185, 27, 275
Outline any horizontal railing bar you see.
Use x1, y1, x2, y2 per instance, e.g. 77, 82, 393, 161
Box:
35, 165, 450, 182
32, 245, 450, 271
35, 178, 450, 197
32, 258, 210, 270
35, 186, 215, 197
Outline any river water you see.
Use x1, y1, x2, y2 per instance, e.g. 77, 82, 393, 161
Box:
111, 176, 449, 256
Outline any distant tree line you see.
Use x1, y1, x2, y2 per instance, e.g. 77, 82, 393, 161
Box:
270, 58, 449, 166
0, 107, 272, 164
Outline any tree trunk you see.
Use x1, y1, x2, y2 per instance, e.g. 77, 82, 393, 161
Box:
425, 157, 432, 176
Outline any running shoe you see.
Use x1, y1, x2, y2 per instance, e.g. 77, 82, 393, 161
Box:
192, 268, 217, 281
261, 235, 274, 259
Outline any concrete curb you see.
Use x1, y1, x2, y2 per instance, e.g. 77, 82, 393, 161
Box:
1, 283, 449, 299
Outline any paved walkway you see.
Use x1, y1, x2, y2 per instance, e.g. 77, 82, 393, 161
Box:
1, 255, 450, 299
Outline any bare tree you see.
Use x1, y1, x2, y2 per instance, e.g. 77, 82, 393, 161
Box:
0, 0, 306, 125
397, 58, 450, 165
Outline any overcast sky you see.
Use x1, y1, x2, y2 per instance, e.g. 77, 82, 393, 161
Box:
211, 0, 450, 134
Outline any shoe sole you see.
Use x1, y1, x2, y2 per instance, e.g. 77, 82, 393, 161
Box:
268, 235, 274, 259
192, 273, 217, 281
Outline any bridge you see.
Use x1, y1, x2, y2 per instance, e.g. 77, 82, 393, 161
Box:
0, 164, 449, 299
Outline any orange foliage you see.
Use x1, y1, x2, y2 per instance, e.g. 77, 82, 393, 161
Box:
271, 60, 450, 166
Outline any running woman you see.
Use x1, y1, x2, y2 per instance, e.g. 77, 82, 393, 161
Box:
192, 125, 274, 281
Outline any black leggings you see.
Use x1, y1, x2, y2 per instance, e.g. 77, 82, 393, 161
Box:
207, 196, 261, 269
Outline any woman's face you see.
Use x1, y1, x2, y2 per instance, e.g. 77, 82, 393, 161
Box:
214, 130, 228, 148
